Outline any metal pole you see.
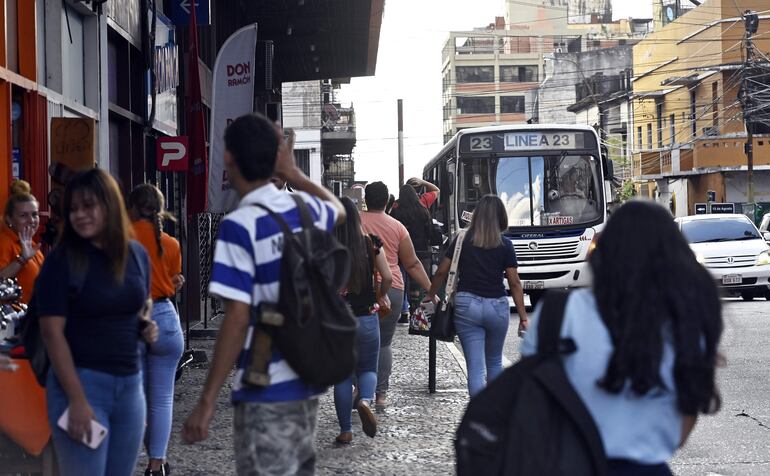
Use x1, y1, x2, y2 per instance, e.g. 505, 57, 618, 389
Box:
398, 99, 404, 188
428, 337, 437, 393
743, 12, 759, 206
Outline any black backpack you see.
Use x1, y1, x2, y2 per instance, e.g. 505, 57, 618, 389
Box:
455, 291, 607, 476
254, 195, 357, 387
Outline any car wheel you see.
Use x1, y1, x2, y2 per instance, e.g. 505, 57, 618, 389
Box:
741, 292, 755, 302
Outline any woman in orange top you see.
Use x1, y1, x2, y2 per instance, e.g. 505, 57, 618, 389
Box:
128, 184, 184, 476
0, 180, 45, 305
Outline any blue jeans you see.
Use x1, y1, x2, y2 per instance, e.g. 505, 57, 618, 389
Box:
453, 292, 510, 397
141, 300, 185, 460
47, 368, 145, 476
334, 313, 380, 432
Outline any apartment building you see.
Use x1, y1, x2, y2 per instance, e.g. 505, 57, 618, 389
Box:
632, 0, 770, 217
442, 0, 652, 143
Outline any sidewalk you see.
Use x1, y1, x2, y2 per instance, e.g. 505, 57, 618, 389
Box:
136, 325, 470, 475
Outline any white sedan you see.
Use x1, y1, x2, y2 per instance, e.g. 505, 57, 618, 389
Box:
676, 214, 770, 301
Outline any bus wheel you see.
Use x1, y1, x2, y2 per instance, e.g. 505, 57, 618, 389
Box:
528, 291, 543, 308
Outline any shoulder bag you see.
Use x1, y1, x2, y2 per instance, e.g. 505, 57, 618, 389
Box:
430, 230, 467, 342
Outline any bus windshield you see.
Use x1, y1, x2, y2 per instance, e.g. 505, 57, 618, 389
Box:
459, 154, 602, 228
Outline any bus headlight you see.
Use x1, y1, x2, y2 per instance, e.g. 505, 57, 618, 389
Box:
758, 251, 770, 266
588, 234, 599, 256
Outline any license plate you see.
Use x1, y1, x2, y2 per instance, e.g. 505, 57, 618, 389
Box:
523, 281, 545, 290
722, 274, 742, 285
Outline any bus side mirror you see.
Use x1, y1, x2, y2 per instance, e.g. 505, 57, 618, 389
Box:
603, 156, 615, 181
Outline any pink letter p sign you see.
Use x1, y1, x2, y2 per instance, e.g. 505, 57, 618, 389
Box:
157, 136, 189, 172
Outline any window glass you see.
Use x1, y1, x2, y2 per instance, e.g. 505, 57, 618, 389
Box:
500, 65, 538, 83
682, 218, 760, 243
456, 66, 494, 83
501, 96, 525, 114
457, 97, 495, 115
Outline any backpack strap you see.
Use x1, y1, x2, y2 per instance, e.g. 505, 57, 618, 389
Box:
252, 203, 294, 236
290, 194, 316, 230
536, 290, 572, 356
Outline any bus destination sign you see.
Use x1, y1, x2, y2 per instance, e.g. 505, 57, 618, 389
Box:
504, 132, 584, 151
459, 130, 594, 154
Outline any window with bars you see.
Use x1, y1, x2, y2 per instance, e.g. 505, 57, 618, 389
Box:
295, 149, 311, 176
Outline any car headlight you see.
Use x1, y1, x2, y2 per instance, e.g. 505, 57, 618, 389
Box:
758, 251, 770, 266
695, 252, 706, 265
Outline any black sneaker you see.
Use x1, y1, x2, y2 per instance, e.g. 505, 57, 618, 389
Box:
397, 312, 409, 325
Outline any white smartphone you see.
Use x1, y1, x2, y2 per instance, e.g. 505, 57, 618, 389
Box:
57, 408, 108, 450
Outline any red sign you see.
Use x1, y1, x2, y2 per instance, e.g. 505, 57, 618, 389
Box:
157, 136, 189, 172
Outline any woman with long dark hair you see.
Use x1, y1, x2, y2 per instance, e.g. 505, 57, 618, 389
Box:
333, 197, 392, 444
391, 184, 434, 322
522, 201, 723, 475
128, 184, 185, 476
37, 170, 157, 475
426, 195, 528, 396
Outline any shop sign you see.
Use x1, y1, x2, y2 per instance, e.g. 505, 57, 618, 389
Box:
157, 137, 189, 172
11, 149, 21, 180
147, 10, 179, 136
171, 0, 210, 26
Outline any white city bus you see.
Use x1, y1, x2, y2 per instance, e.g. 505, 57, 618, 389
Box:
423, 124, 614, 305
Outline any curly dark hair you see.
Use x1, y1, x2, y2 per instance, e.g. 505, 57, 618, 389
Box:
590, 200, 723, 416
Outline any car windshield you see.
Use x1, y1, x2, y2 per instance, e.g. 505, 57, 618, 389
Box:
458, 154, 602, 228
681, 218, 761, 243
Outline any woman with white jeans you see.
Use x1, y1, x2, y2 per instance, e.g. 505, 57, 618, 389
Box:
426, 195, 528, 396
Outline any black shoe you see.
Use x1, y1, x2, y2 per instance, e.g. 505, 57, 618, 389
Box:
397, 313, 409, 325
144, 469, 164, 476
164, 463, 170, 476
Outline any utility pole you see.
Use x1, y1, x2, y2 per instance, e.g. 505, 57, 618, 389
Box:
397, 99, 405, 188
742, 11, 760, 206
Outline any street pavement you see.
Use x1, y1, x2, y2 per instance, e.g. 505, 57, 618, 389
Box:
136, 298, 769, 475
135, 324, 469, 475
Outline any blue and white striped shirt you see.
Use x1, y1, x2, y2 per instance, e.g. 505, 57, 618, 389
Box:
208, 184, 339, 403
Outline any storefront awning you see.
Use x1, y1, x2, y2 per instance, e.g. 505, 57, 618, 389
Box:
214, 0, 384, 82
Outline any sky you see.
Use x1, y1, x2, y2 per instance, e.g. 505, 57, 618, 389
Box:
341, 0, 654, 193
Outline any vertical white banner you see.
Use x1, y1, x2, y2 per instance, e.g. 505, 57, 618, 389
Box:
207, 24, 258, 213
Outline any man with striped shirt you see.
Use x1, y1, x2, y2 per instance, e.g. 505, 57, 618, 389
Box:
182, 114, 345, 475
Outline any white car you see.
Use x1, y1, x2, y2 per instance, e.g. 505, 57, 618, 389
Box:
676, 214, 770, 301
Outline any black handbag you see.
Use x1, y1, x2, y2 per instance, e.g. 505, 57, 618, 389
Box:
430, 230, 467, 342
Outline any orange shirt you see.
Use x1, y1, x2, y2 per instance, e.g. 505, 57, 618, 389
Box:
0, 225, 44, 303
360, 211, 409, 291
132, 220, 182, 300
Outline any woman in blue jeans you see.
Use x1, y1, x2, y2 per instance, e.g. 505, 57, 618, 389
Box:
333, 197, 392, 444
38, 170, 157, 476
426, 195, 528, 396
129, 184, 186, 476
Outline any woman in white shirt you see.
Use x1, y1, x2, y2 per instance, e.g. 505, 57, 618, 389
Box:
523, 201, 723, 475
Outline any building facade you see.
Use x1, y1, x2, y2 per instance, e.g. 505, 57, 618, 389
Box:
282, 78, 357, 192
442, 0, 652, 143
631, 0, 770, 218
